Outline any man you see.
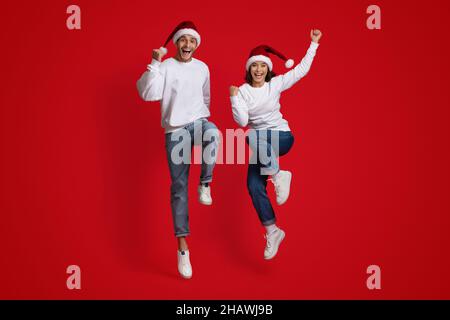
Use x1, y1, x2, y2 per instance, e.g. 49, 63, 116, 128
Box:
137, 21, 219, 279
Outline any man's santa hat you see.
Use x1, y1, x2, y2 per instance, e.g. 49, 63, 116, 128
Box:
246, 45, 294, 71
159, 21, 201, 55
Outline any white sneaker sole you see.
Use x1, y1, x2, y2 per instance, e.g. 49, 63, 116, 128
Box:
198, 198, 212, 205
264, 231, 286, 260
179, 272, 192, 279
178, 265, 193, 279
277, 172, 292, 205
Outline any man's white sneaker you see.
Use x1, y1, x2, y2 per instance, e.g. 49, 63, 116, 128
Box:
177, 250, 192, 279
198, 185, 212, 205
264, 228, 285, 260
270, 170, 292, 205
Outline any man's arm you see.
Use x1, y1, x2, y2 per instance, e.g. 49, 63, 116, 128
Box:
136, 49, 166, 101
203, 67, 211, 109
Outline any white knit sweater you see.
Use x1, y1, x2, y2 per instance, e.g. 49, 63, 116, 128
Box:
137, 57, 211, 133
231, 41, 319, 131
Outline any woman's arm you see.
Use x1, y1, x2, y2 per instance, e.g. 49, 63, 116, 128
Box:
136, 49, 166, 101
278, 29, 322, 92
230, 86, 249, 127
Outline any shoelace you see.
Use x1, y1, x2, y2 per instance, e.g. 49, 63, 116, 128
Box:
200, 188, 210, 197
264, 232, 277, 249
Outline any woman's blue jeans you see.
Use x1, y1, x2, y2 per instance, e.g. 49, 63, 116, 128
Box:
246, 130, 295, 225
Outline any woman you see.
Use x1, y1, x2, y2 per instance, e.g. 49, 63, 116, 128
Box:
230, 29, 322, 260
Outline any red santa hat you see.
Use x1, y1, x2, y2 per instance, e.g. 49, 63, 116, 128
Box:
159, 21, 201, 55
245, 45, 294, 71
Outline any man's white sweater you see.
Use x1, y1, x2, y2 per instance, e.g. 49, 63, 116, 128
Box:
231, 41, 319, 131
137, 57, 211, 133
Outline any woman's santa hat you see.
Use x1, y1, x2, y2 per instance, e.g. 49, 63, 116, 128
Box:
246, 45, 294, 71
159, 21, 201, 55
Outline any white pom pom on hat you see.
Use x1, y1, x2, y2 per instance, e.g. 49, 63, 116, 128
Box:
245, 45, 294, 71
285, 59, 294, 68
159, 47, 168, 55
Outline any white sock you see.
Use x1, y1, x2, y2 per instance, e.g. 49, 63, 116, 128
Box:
265, 224, 279, 235
271, 170, 281, 180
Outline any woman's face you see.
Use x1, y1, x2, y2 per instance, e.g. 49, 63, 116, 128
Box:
250, 62, 269, 86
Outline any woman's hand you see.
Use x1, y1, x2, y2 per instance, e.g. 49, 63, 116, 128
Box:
152, 48, 166, 62
230, 86, 239, 96
311, 29, 322, 43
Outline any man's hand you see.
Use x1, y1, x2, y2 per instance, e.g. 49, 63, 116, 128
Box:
230, 86, 239, 96
152, 48, 166, 62
311, 29, 322, 43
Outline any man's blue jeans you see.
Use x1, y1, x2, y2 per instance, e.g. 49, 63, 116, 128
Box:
246, 130, 295, 225
165, 118, 219, 237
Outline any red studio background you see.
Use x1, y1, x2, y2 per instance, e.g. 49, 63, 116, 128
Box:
1, 0, 449, 300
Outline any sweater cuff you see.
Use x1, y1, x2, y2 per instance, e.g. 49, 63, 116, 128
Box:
147, 59, 161, 71
310, 41, 320, 50
230, 95, 239, 107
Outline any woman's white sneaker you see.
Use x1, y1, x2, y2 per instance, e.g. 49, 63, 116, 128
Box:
177, 250, 192, 279
270, 170, 292, 205
264, 228, 286, 260
198, 185, 212, 205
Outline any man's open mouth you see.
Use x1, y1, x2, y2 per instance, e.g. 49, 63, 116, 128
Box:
181, 49, 192, 55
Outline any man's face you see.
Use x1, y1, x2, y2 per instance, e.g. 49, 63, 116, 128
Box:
175, 35, 198, 62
